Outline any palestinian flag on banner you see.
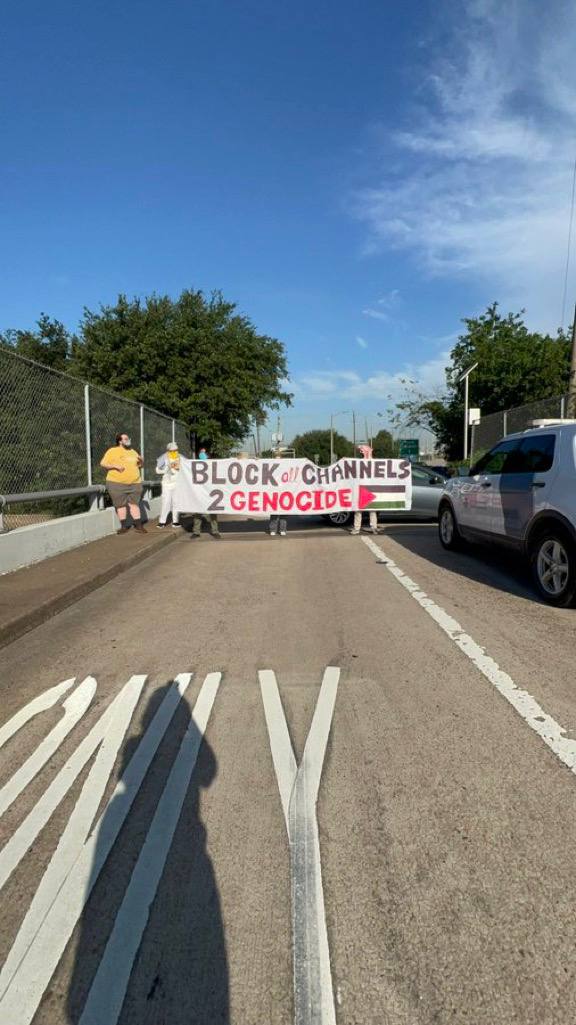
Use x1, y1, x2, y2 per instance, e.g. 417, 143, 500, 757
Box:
357, 484, 408, 511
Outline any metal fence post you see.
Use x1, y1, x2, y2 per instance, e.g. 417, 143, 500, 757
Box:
503, 410, 508, 435
172, 419, 176, 443
140, 405, 145, 465
561, 395, 566, 418
84, 384, 93, 488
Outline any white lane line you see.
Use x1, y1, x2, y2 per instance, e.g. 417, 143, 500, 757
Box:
0, 677, 96, 819
362, 535, 576, 774
0, 674, 193, 1025
259, 669, 297, 832
0, 678, 76, 751
78, 673, 221, 1025
0, 675, 146, 1002
260, 667, 340, 1025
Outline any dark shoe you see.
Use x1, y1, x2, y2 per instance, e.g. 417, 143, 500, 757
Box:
157, 523, 166, 529
134, 523, 147, 534
116, 525, 130, 534
190, 532, 201, 538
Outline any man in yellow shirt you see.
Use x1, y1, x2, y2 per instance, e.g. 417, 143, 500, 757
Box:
100, 432, 147, 534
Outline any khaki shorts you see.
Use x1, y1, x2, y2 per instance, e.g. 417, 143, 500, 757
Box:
107, 482, 143, 509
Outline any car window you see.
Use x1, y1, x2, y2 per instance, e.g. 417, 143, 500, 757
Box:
470, 439, 518, 475
411, 467, 433, 484
506, 434, 555, 473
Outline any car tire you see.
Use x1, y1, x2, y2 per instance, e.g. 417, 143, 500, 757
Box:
325, 511, 353, 528
529, 527, 576, 607
438, 502, 463, 551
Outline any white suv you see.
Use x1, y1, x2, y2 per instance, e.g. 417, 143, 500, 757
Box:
438, 421, 576, 606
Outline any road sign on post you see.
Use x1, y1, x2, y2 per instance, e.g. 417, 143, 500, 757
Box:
398, 438, 419, 460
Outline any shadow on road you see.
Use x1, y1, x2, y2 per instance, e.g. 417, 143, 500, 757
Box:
66, 682, 228, 1025
379, 523, 541, 604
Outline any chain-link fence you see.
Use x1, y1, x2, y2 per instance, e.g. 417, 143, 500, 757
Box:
0, 346, 191, 531
471, 393, 569, 461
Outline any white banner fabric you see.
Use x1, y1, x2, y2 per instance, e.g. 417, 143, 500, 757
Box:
173, 458, 412, 517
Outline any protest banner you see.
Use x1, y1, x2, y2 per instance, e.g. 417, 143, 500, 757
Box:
174, 458, 412, 516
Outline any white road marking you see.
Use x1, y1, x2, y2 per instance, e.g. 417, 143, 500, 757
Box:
0, 677, 96, 818
0, 677, 76, 751
0, 674, 193, 1025
78, 672, 221, 1025
362, 535, 576, 774
260, 667, 340, 1025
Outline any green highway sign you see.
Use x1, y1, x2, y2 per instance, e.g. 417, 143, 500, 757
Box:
398, 438, 419, 460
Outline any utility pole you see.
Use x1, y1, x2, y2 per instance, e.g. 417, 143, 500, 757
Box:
567, 302, 576, 418
352, 411, 356, 454
457, 362, 478, 461
255, 420, 261, 457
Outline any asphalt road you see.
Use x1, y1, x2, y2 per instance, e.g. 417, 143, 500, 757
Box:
1, 518, 576, 1024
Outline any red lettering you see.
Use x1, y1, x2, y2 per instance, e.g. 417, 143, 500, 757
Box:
324, 491, 338, 509
313, 491, 324, 510
295, 491, 312, 511
230, 491, 246, 511
262, 492, 279, 511
279, 492, 294, 511
339, 488, 352, 508
248, 492, 260, 512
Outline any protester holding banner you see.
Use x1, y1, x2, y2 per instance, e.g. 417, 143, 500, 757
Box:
155, 442, 181, 528
269, 515, 287, 537
190, 447, 221, 538
351, 509, 378, 535
100, 432, 146, 534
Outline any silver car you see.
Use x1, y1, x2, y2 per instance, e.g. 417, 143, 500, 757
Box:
438, 422, 576, 606
325, 464, 447, 527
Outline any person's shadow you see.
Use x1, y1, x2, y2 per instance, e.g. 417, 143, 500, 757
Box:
66, 681, 229, 1025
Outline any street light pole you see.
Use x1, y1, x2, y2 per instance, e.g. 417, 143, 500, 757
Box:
456, 362, 478, 461
567, 302, 576, 418
330, 410, 351, 463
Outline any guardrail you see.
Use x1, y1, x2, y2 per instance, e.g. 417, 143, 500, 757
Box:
0, 482, 160, 533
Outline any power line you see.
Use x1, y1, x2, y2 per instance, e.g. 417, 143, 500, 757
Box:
561, 151, 576, 332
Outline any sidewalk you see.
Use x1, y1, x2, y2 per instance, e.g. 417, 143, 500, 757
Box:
0, 524, 180, 650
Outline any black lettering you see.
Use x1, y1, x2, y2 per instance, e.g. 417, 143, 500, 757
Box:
341, 460, 358, 480
261, 462, 280, 486
245, 463, 259, 485
207, 489, 225, 511
191, 462, 208, 484
302, 465, 316, 484
331, 464, 344, 482
386, 460, 397, 479
316, 467, 330, 484
210, 462, 226, 485
358, 461, 372, 479
398, 459, 411, 480
228, 461, 242, 484
374, 461, 387, 479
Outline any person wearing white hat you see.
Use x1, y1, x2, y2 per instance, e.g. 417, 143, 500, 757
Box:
156, 442, 181, 527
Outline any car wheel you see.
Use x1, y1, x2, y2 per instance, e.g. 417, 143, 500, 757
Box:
438, 503, 463, 550
530, 529, 576, 607
325, 511, 352, 527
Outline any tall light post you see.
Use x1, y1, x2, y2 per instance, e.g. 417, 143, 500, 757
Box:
330, 410, 351, 463
456, 362, 478, 461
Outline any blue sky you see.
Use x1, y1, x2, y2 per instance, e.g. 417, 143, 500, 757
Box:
2, 0, 576, 448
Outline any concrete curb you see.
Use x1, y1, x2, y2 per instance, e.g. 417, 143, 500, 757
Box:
0, 531, 178, 652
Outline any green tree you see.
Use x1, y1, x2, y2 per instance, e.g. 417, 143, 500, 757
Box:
291, 429, 353, 463
371, 428, 397, 458
0, 314, 75, 372
71, 289, 291, 452
393, 304, 572, 460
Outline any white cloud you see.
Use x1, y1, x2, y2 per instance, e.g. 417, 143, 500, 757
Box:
353, 0, 576, 332
362, 307, 388, 322
356, 335, 368, 348
294, 351, 449, 405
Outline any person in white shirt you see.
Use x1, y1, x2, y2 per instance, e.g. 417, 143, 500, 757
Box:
156, 442, 181, 528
